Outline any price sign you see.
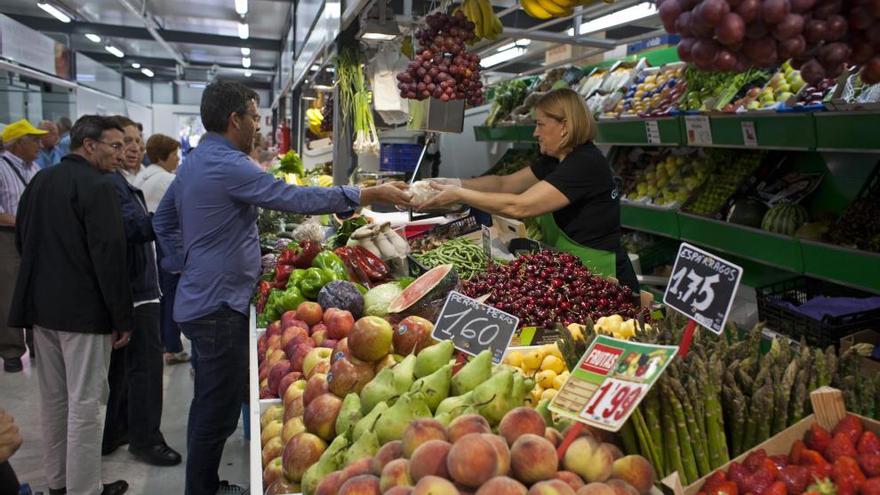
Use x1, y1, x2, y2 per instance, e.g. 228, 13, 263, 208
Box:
685, 115, 713, 146
432, 291, 519, 363
549, 335, 678, 432
663, 242, 743, 335
645, 120, 661, 144
741, 121, 758, 147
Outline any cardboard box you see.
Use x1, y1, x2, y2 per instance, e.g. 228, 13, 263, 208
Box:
840, 329, 880, 375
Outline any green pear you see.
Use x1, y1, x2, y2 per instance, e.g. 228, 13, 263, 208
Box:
336, 393, 362, 439
410, 363, 452, 411
392, 353, 417, 393
360, 367, 397, 415
353, 401, 388, 439
511, 373, 535, 406
375, 392, 432, 444
301, 434, 348, 495
451, 349, 492, 396
473, 367, 515, 425
535, 398, 553, 425
344, 430, 379, 466
434, 411, 454, 426
435, 390, 473, 416
414, 340, 454, 378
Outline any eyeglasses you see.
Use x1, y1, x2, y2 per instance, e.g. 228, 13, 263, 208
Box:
97, 140, 125, 151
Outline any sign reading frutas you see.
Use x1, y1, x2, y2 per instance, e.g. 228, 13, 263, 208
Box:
549, 335, 678, 432
432, 291, 518, 364
663, 242, 743, 335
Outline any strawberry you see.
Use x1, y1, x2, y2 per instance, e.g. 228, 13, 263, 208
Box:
705, 471, 731, 493
860, 455, 880, 477
826, 433, 859, 462
802, 449, 831, 467
731, 462, 751, 493
806, 424, 834, 454
805, 478, 837, 495
760, 458, 782, 480
747, 450, 771, 473
831, 456, 866, 491
863, 478, 880, 495
779, 465, 810, 495
708, 481, 741, 495
745, 467, 777, 495
836, 479, 856, 495
764, 481, 788, 495
771, 455, 790, 470
791, 440, 807, 464
832, 415, 864, 446
807, 464, 833, 483
859, 432, 880, 457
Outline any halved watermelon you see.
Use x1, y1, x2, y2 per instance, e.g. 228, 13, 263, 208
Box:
387, 264, 459, 315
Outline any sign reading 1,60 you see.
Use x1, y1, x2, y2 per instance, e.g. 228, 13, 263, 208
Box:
436, 308, 500, 346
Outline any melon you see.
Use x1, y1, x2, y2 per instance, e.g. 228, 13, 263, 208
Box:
387, 264, 459, 318
727, 198, 768, 228
761, 203, 809, 236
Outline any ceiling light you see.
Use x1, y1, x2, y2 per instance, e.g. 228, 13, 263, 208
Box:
234, 0, 248, 15
302, 96, 316, 101
244, 70, 252, 77
496, 38, 531, 52
242, 57, 251, 68
37, 2, 71, 23
357, 19, 400, 41
241, 47, 251, 56
566, 2, 657, 35
105, 45, 125, 58
131, 62, 141, 69
141, 68, 154, 77
84, 33, 102, 43
481, 46, 527, 68
238, 22, 249, 39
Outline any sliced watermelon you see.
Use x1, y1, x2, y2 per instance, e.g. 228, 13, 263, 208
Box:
387, 264, 459, 315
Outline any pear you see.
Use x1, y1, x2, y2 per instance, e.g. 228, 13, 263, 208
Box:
410, 363, 452, 412
360, 367, 397, 415
535, 398, 554, 425
414, 340, 454, 378
473, 367, 515, 425
336, 393, 362, 439
451, 349, 492, 396
375, 392, 432, 444
392, 353, 417, 393
301, 434, 348, 495
344, 430, 379, 466
435, 390, 473, 416
511, 373, 535, 406
434, 411, 454, 426
353, 401, 388, 440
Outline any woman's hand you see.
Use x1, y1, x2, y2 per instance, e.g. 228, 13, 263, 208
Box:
415, 182, 461, 211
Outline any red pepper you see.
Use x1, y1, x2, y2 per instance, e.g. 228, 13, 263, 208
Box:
276, 240, 322, 269
335, 247, 370, 286
274, 264, 295, 288
352, 245, 390, 281
259, 280, 272, 297
276, 248, 297, 266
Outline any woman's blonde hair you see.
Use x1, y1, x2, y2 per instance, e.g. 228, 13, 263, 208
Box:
534, 88, 596, 153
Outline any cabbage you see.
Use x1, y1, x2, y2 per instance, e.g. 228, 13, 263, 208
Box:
363, 282, 404, 317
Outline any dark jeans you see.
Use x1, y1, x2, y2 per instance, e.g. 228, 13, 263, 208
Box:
159, 269, 183, 354
103, 303, 166, 451
180, 306, 248, 495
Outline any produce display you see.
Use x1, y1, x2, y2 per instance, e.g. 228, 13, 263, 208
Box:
683, 150, 765, 217
617, 148, 714, 207
399, 11, 484, 106
828, 176, 880, 252
408, 216, 480, 253
522, 0, 596, 19
761, 202, 810, 236
792, 76, 837, 107
679, 66, 766, 112
411, 237, 488, 280
503, 343, 571, 404
338, 47, 379, 155
610, 65, 687, 117
583, 63, 642, 117
836, 70, 880, 106
459, 0, 503, 42
725, 62, 804, 111
484, 79, 530, 127
346, 222, 410, 276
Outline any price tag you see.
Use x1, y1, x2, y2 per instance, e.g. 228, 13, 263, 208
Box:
645, 120, 661, 144
481, 225, 492, 259
685, 115, 712, 146
662, 242, 743, 335
432, 291, 519, 363
549, 335, 678, 432
741, 121, 757, 147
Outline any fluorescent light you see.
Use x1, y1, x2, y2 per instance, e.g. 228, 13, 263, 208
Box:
141, 68, 154, 77
242, 57, 251, 68
85, 33, 101, 43
313, 84, 333, 90
566, 2, 657, 35
244, 70, 252, 77
241, 47, 251, 56
238, 22, 249, 39
310, 64, 319, 71
481, 46, 527, 68
496, 38, 531, 52
37, 3, 71, 23
105, 45, 125, 58
131, 62, 141, 68
360, 32, 398, 41
302, 96, 316, 101
234, 0, 248, 15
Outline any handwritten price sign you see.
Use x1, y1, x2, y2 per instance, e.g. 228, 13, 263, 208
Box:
582, 378, 648, 426
432, 291, 519, 363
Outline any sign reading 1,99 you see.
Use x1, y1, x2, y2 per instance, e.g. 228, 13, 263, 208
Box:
431, 291, 519, 364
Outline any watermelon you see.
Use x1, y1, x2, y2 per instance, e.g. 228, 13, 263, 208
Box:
387, 264, 459, 318
761, 203, 809, 236
727, 198, 768, 228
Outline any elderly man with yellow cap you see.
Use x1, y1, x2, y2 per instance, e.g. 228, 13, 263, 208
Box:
0, 119, 44, 373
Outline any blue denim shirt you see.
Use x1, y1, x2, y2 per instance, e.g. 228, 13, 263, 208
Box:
152, 133, 360, 323
36, 146, 64, 169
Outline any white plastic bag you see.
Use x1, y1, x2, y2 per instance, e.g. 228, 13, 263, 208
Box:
368, 43, 409, 124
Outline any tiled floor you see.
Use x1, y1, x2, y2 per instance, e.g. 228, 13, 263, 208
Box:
0, 342, 250, 494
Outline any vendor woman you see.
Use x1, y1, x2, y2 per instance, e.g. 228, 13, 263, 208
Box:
417, 88, 640, 294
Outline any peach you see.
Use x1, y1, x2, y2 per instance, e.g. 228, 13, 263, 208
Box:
328, 357, 375, 396
577, 482, 617, 495
278, 371, 303, 399
606, 479, 640, 495
413, 476, 459, 495
482, 433, 511, 477
303, 373, 329, 406
510, 433, 558, 484
260, 419, 283, 447
281, 416, 306, 444
408, 439, 451, 481
283, 395, 304, 422
267, 319, 282, 337
338, 474, 381, 495
610, 456, 655, 495
281, 325, 309, 349
401, 418, 448, 458
554, 471, 586, 492
563, 437, 613, 483
380, 458, 413, 493
385, 487, 414, 495
262, 436, 284, 466
303, 393, 342, 440
605, 443, 624, 461
372, 440, 404, 475
282, 379, 307, 411
545, 427, 564, 447
296, 301, 324, 327
447, 414, 491, 442
475, 476, 528, 495
282, 432, 326, 481
260, 405, 283, 429
499, 407, 547, 446
262, 456, 284, 490
529, 479, 577, 495
325, 308, 355, 340
290, 342, 316, 373
315, 471, 345, 495
447, 433, 498, 488
342, 458, 374, 483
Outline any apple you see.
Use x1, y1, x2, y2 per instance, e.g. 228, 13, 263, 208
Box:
290, 342, 316, 372
268, 360, 292, 397
303, 347, 333, 378
281, 326, 309, 349
258, 362, 270, 383
303, 373, 329, 406
321, 338, 338, 350
328, 357, 375, 396
282, 416, 306, 444
312, 325, 328, 345
262, 457, 284, 491
266, 320, 282, 338
262, 436, 284, 466
267, 348, 286, 366
297, 301, 324, 327
284, 334, 314, 361
260, 404, 284, 429
308, 360, 331, 379
282, 379, 307, 411
258, 333, 269, 359
261, 419, 283, 447
267, 334, 281, 350
332, 339, 350, 364
281, 310, 301, 330
277, 371, 303, 399
324, 308, 355, 340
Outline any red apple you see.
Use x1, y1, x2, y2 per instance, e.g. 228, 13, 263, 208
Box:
277, 371, 302, 398
332, 339, 350, 364
304, 373, 329, 406
281, 326, 309, 349
280, 310, 300, 330
328, 357, 375, 396
266, 320, 282, 337
267, 360, 291, 397
290, 342, 316, 372
321, 338, 338, 350
393, 316, 433, 355
267, 334, 281, 350
303, 347, 333, 378
325, 308, 355, 340
312, 327, 328, 346
262, 457, 284, 491
296, 301, 324, 327
284, 334, 314, 360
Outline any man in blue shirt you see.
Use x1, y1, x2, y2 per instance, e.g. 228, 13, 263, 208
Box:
56, 117, 72, 157
152, 81, 410, 495
35, 121, 63, 169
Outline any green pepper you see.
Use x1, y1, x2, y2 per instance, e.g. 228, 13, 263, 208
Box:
264, 289, 284, 321
312, 251, 349, 281
287, 269, 308, 290
353, 282, 368, 295
279, 286, 305, 311
299, 267, 333, 299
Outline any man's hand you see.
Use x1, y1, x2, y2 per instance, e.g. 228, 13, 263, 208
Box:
416, 182, 461, 211
111, 330, 132, 349
0, 410, 22, 463
360, 182, 412, 209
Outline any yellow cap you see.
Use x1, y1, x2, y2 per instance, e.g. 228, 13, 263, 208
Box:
1, 119, 47, 143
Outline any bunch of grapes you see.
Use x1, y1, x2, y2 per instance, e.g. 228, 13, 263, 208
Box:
397, 11, 485, 106
659, 0, 880, 84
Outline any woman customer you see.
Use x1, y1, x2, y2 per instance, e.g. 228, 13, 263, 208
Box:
134, 134, 189, 365
416, 88, 639, 294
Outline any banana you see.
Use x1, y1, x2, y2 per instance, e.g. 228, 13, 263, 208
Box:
521, 0, 553, 19
478, 0, 500, 39
470, 0, 487, 39
536, 0, 570, 17
491, 15, 503, 39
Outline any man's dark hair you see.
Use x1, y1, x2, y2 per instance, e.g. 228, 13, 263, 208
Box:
200, 81, 259, 133
57, 116, 72, 133
70, 115, 125, 150
113, 115, 138, 129
136, 122, 143, 132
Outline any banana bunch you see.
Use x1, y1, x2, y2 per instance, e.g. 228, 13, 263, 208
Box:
461, 0, 503, 41
521, 0, 579, 19
306, 108, 325, 137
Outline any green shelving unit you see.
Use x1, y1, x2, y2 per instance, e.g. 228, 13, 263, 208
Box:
800, 240, 880, 293
814, 112, 880, 152
620, 202, 679, 237
473, 125, 536, 142
595, 117, 682, 146
707, 113, 816, 150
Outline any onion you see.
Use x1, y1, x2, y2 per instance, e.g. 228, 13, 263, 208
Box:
692, 39, 721, 68
773, 13, 805, 39
862, 56, 880, 84
716, 12, 747, 44
761, 0, 791, 24
812, 0, 841, 19
800, 59, 827, 83
736, 0, 761, 22
714, 49, 739, 70
689, 14, 716, 36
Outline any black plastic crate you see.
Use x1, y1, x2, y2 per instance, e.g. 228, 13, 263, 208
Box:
756, 276, 880, 348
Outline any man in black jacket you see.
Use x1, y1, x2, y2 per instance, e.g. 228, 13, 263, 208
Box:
9, 115, 130, 495
102, 116, 181, 467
